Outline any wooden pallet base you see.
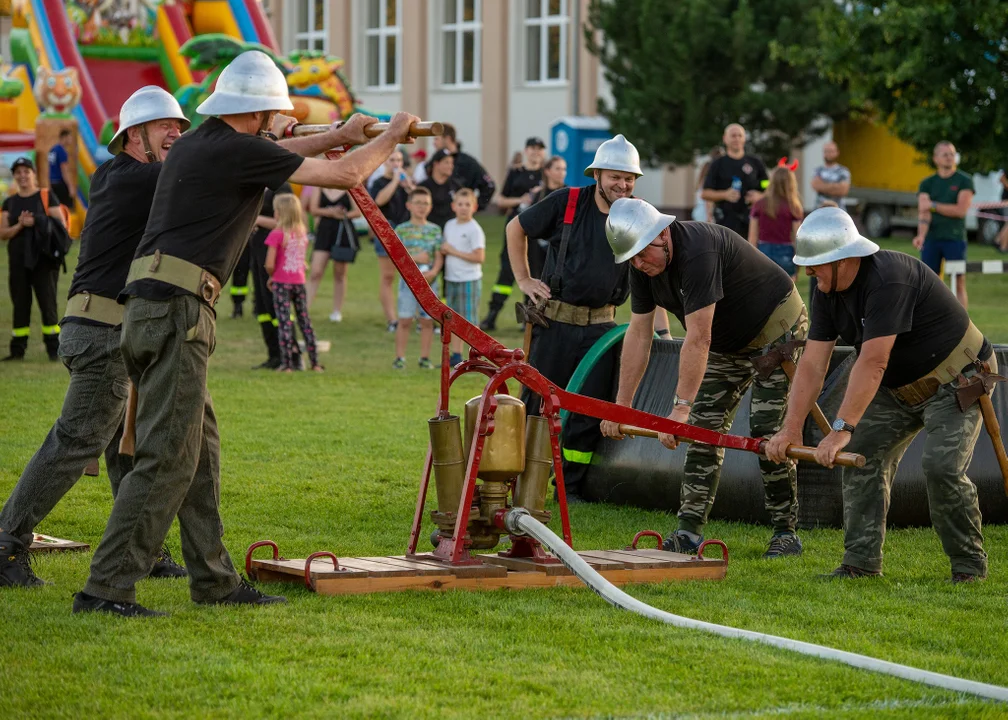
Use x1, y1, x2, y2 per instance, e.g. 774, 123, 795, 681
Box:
250, 548, 726, 595
30, 534, 90, 553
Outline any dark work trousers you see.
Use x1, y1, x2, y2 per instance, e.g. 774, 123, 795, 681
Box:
250, 231, 281, 362
84, 295, 241, 604
8, 253, 61, 357
229, 242, 252, 313
0, 322, 129, 545
485, 234, 548, 316
520, 320, 618, 494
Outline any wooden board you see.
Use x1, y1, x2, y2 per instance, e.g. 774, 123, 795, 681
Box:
250, 547, 727, 595
30, 534, 89, 553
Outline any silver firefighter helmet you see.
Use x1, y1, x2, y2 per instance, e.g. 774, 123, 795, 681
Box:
584, 133, 643, 178
107, 85, 190, 155
605, 197, 676, 264
793, 206, 879, 266
196, 50, 293, 116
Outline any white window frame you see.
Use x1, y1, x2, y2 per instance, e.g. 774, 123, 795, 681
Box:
292, 0, 329, 54
440, 0, 482, 89
523, 0, 569, 86
364, 0, 403, 91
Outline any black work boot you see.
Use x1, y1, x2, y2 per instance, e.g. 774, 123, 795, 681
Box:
148, 545, 187, 579
821, 564, 882, 579
201, 577, 286, 606
762, 532, 803, 558
231, 299, 244, 319
72, 591, 167, 617
0, 531, 47, 588
479, 306, 500, 332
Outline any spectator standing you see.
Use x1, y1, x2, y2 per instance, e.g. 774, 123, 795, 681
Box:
691, 146, 723, 222
419, 149, 460, 229
996, 166, 1008, 254
441, 188, 486, 366
265, 194, 322, 372
810, 141, 851, 208
913, 141, 974, 308
411, 149, 428, 183
250, 184, 298, 370
432, 123, 495, 211
48, 130, 76, 210
307, 187, 360, 321
749, 164, 804, 281
370, 149, 414, 331
1, 157, 65, 360
481, 137, 546, 330
393, 187, 443, 369
701, 124, 768, 236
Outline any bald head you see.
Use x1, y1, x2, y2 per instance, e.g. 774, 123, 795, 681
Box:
823, 141, 839, 164
723, 124, 746, 157
933, 140, 957, 173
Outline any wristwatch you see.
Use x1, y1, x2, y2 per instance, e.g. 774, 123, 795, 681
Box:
831, 418, 856, 434
673, 395, 693, 408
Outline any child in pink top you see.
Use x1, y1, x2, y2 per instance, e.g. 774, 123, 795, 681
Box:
265, 194, 322, 372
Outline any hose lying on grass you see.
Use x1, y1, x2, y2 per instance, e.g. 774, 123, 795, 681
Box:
502, 508, 1008, 703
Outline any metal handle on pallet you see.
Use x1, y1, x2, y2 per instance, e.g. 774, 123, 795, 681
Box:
696, 539, 728, 566
245, 540, 280, 578
304, 551, 341, 590
627, 530, 663, 551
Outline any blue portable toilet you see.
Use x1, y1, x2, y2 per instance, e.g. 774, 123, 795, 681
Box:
550, 116, 612, 188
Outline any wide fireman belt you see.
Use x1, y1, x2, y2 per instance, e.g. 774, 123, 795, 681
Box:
543, 299, 615, 326
891, 322, 986, 406
63, 292, 124, 326
744, 289, 805, 351
126, 250, 223, 306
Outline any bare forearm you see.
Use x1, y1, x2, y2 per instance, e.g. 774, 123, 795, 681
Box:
836, 356, 886, 425
933, 202, 968, 219
701, 189, 726, 202
615, 321, 654, 406
497, 195, 524, 209
675, 335, 710, 402
256, 216, 277, 230
277, 131, 347, 158
505, 218, 531, 282
780, 356, 829, 434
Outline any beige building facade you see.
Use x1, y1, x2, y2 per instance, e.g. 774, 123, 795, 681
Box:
261, 0, 701, 210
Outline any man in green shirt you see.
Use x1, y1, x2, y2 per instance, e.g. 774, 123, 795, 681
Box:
913, 141, 974, 307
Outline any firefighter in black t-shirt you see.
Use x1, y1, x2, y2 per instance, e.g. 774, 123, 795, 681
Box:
600, 198, 806, 559
767, 207, 994, 582
505, 134, 641, 501
701, 123, 768, 237
0, 157, 66, 361
480, 136, 546, 330
0, 86, 191, 588
73, 51, 418, 617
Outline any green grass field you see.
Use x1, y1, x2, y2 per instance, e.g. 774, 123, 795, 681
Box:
2, 215, 1008, 719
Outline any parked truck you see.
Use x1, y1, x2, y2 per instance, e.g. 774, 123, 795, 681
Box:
832, 119, 1002, 244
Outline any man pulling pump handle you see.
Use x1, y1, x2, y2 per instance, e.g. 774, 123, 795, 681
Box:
598, 198, 808, 560
766, 207, 998, 582
73, 51, 420, 617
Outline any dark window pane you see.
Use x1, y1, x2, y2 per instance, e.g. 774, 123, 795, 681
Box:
314, 37, 324, 51
548, 0, 561, 16
298, 0, 308, 32
548, 24, 561, 79
313, 0, 324, 31
526, 25, 540, 81
445, 0, 456, 24
367, 0, 379, 28
367, 36, 379, 86
386, 0, 397, 27
462, 30, 474, 83
527, 0, 540, 19
385, 35, 397, 85
463, 0, 475, 22
443, 30, 457, 84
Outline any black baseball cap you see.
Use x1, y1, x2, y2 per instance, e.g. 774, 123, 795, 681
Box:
525, 137, 546, 148
10, 157, 34, 173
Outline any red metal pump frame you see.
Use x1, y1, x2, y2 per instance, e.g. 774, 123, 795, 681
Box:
335, 148, 765, 566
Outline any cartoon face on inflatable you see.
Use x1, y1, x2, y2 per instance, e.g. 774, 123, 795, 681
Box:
33, 67, 83, 115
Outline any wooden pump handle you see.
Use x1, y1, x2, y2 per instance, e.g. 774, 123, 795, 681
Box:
616, 424, 866, 469
290, 121, 443, 139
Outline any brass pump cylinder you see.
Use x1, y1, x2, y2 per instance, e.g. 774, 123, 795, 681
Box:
428, 415, 466, 516
463, 394, 526, 481
513, 415, 552, 514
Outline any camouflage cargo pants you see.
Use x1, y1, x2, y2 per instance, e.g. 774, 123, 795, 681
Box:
677, 311, 807, 536
840, 360, 994, 576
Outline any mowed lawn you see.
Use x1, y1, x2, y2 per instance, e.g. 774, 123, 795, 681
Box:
2, 213, 1008, 719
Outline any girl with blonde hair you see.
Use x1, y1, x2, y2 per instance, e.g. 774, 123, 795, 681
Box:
748, 161, 804, 280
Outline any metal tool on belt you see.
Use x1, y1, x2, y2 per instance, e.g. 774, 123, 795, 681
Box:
954, 362, 1008, 494
751, 338, 833, 436
515, 299, 549, 359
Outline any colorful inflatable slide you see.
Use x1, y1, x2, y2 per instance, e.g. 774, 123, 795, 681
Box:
2, 0, 279, 208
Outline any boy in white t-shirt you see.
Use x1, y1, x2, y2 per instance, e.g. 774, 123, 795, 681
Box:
440, 188, 486, 367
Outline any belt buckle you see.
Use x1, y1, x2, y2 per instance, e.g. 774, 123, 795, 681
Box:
576, 306, 589, 325
199, 272, 219, 305
81, 291, 91, 312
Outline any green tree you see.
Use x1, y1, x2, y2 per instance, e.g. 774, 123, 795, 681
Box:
585, 0, 849, 167
780, 0, 1008, 172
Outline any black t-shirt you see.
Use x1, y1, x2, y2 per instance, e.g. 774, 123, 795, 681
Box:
630, 221, 794, 353
68, 154, 160, 306
451, 151, 495, 211
501, 166, 543, 220
703, 154, 768, 235
2, 190, 59, 269
809, 250, 991, 387
122, 118, 304, 302
419, 175, 461, 229
518, 185, 629, 308
369, 176, 409, 226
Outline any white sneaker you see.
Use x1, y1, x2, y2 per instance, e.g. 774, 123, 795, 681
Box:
329, 310, 343, 322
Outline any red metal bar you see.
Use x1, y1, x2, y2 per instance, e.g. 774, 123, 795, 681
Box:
697, 539, 729, 566
304, 551, 341, 590
406, 445, 434, 555
628, 530, 664, 551
245, 540, 279, 577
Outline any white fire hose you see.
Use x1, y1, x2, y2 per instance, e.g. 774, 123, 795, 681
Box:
503, 508, 1008, 703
